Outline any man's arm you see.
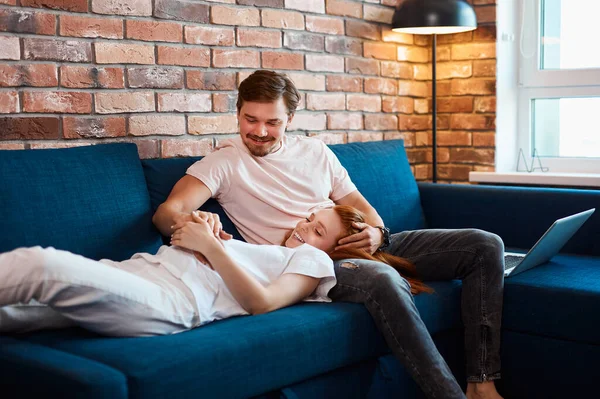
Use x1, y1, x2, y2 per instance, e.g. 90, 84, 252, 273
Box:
334, 190, 385, 253
152, 175, 212, 237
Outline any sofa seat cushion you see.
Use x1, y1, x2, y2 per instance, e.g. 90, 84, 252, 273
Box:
16, 281, 461, 399
0, 143, 162, 261
503, 254, 600, 344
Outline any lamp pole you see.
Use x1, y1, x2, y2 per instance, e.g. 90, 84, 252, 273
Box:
432, 33, 437, 183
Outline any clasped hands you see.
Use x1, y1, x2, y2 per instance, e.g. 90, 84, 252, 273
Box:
170, 211, 233, 268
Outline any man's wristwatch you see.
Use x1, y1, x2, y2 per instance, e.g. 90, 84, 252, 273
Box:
375, 225, 391, 250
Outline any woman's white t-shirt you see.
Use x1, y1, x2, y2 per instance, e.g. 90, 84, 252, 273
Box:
128, 240, 336, 326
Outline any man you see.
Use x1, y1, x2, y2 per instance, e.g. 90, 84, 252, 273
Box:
153, 70, 504, 399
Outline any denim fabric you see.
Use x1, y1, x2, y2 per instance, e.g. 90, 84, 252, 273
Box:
329, 229, 505, 399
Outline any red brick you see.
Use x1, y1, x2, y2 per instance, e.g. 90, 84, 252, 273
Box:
187, 71, 236, 90
92, 0, 151, 16
185, 26, 234, 46
127, 67, 184, 89
0, 36, 19, 60
21, 0, 87, 12
0, 64, 57, 87
325, 36, 361, 56
306, 15, 344, 35
154, 0, 209, 23
0, 117, 59, 140
212, 93, 237, 112
414, 99, 429, 114
398, 80, 428, 97
437, 61, 473, 79
450, 114, 495, 130
451, 79, 496, 95
261, 9, 304, 30
399, 115, 431, 131
288, 113, 326, 131
450, 148, 495, 165
348, 132, 384, 143
135, 139, 160, 159
213, 49, 260, 68
308, 132, 347, 144
23, 91, 91, 114
452, 43, 496, 60
60, 66, 124, 88
262, 52, 304, 70
284, 31, 323, 52
158, 92, 212, 112
437, 97, 474, 113
95, 42, 154, 64
347, 94, 381, 112
364, 42, 397, 61
385, 131, 415, 147
0, 9, 55, 35
24, 38, 91, 62
474, 25, 496, 41
473, 132, 495, 147
381, 61, 412, 79
161, 138, 213, 157
238, 0, 283, 6
473, 60, 496, 77
345, 20, 380, 41
327, 112, 363, 130
288, 73, 325, 91
95, 91, 155, 114
474, 96, 496, 113
326, 0, 361, 18
364, 77, 397, 95
60, 15, 122, 39
397, 45, 428, 62
129, 115, 186, 136
286, 0, 324, 13
438, 131, 472, 146
306, 93, 345, 111
126, 20, 182, 42
437, 31, 473, 44
306, 54, 344, 72
189, 115, 238, 134
238, 28, 281, 48
363, 4, 394, 24
63, 117, 126, 138
326, 75, 362, 92
475, 5, 496, 24
365, 114, 397, 130
382, 96, 413, 114
413, 64, 431, 81
157, 46, 210, 67
212, 5, 260, 26
0, 91, 19, 113
345, 58, 379, 75
438, 165, 472, 181
382, 29, 413, 45
0, 144, 25, 149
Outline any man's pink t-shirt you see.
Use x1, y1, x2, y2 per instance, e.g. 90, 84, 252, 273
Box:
186, 135, 357, 245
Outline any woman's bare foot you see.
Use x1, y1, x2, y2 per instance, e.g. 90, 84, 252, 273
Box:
466, 381, 504, 399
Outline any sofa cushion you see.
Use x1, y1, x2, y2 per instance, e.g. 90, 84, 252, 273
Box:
0, 144, 162, 261
16, 280, 461, 399
503, 254, 600, 344
329, 140, 426, 234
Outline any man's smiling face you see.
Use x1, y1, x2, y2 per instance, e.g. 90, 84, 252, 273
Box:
237, 98, 293, 157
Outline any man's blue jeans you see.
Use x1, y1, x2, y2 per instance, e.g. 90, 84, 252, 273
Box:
328, 229, 505, 399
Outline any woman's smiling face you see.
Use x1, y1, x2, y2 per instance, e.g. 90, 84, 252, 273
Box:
284, 208, 345, 253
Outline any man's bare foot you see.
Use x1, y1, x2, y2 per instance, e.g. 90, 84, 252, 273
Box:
466, 381, 504, 399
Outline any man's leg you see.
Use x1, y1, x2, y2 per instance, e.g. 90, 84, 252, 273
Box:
329, 260, 466, 399
385, 229, 505, 384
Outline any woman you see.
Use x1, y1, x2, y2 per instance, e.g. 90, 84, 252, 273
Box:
0, 206, 428, 337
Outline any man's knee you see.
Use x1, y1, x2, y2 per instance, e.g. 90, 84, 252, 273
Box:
335, 258, 413, 295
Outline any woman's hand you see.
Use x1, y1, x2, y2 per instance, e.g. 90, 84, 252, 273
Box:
171, 212, 224, 255
171, 210, 232, 241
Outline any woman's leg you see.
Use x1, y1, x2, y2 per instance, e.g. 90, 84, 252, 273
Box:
0, 300, 76, 333
386, 229, 505, 395
0, 246, 197, 337
329, 260, 466, 399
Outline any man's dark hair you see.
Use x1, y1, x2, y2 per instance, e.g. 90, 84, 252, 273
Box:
237, 70, 301, 116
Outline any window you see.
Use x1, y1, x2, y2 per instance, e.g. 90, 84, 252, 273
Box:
518, 0, 600, 173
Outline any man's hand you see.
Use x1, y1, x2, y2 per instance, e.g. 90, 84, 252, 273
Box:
335, 222, 383, 255
171, 210, 232, 241
171, 212, 224, 254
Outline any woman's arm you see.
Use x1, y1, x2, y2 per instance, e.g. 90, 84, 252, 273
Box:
205, 247, 320, 315
171, 212, 320, 315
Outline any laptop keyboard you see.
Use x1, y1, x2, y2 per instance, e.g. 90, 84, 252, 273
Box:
504, 254, 524, 271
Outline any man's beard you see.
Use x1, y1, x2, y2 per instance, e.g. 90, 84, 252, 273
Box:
246, 135, 281, 157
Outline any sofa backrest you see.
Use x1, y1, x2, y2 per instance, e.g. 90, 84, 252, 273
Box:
142, 139, 425, 242
0, 143, 163, 261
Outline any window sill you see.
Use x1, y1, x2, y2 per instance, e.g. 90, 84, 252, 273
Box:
469, 172, 600, 188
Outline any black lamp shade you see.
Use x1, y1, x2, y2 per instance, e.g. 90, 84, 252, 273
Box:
392, 0, 477, 35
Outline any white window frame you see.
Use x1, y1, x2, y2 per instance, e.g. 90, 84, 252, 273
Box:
517, 0, 600, 173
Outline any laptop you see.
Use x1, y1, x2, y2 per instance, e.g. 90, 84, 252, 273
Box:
504, 208, 595, 277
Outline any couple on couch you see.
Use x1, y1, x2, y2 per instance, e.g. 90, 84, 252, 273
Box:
0, 70, 504, 399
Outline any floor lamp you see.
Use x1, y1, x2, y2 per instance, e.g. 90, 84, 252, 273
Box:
392, 0, 477, 183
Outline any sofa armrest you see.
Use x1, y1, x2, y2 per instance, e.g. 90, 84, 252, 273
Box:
0, 337, 127, 399
417, 183, 600, 257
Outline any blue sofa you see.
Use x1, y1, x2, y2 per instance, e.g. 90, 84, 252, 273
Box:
1, 140, 599, 399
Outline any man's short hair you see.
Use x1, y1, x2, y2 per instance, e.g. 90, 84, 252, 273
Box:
237, 70, 301, 116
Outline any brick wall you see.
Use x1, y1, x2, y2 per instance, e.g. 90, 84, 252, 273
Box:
0, 0, 496, 183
